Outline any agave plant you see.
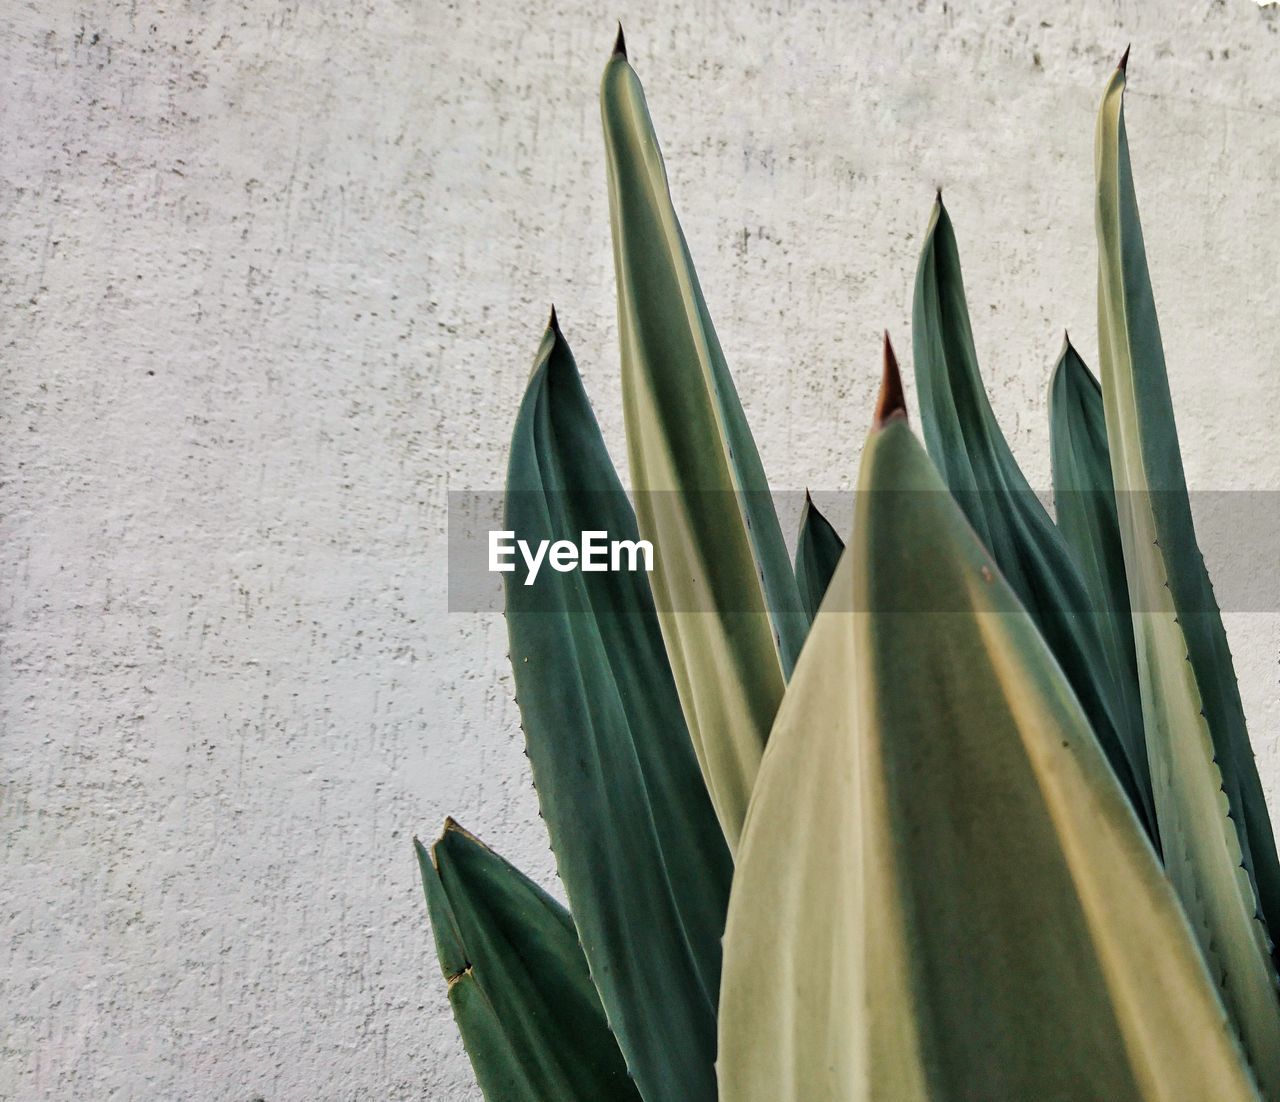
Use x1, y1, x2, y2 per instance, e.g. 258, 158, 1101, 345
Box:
418, 31, 1280, 1101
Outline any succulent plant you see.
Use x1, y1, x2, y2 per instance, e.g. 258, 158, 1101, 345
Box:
418, 31, 1280, 1102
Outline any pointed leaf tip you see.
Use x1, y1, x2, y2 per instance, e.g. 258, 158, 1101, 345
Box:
1118, 44, 1130, 73
613, 22, 626, 58
439, 815, 471, 846
548, 304, 560, 334
875, 332, 907, 428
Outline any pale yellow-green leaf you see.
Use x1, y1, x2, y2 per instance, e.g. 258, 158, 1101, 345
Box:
1096, 63, 1280, 1093
717, 415, 1260, 1102
601, 48, 806, 850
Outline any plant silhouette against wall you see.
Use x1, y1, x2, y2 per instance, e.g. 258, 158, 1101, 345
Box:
418, 30, 1280, 1102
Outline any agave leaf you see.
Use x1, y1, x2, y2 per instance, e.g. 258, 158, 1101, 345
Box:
912, 196, 1157, 842
505, 314, 731, 1102
717, 350, 1260, 1101
1095, 59, 1280, 1090
601, 39, 806, 849
795, 493, 846, 622
417, 822, 641, 1102
1049, 339, 1151, 823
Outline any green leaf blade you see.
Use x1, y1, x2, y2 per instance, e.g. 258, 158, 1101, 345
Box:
912, 197, 1158, 842
1049, 339, 1153, 846
601, 50, 806, 849
505, 318, 731, 1102
1096, 63, 1280, 1092
418, 824, 641, 1102
717, 416, 1260, 1102
795, 493, 846, 622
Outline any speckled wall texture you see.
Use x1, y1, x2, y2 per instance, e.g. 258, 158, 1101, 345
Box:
4, 0, 1280, 1097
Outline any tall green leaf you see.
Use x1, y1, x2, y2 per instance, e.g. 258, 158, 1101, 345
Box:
717, 366, 1260, 1101
1049, 338, 1151, 834
913, 196, 1157, 842
505, 313, 731, 1102
795, 492, 846, 622
601, 35, 806, 850
417, 822, 641, 1102
1096, 58, 1280, 1092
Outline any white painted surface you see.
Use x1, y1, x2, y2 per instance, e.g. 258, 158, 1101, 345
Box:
3, 0, 1280, 1097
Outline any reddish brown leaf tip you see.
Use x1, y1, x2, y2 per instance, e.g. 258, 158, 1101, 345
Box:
875, 332, 907, 428
613, 22, 627, 58
1118, 44, 1130, 73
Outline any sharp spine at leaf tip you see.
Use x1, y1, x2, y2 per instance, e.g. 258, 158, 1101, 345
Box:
874, 331, 908, 428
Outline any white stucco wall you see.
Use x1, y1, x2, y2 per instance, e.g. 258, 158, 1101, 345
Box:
4, 0, 1280, 1097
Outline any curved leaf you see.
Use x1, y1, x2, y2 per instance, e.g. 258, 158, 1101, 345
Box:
601, 42, 806, 849
418, 822, 641, 1102
795, 493, 846, 622
1095, 60, 1280, 1091
505, 315, 731, 1102
913, 197, 1157, 841
717, 381, 1260, 1101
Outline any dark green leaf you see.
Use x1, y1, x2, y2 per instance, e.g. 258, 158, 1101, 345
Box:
505, 317, 731, 1102
795, 493, 845, 622
912, 196, 1156, 842
417, 823, 641, 1102
1049, 339, 1154, 851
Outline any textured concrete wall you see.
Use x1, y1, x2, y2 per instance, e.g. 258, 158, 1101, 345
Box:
4, 0, 1280, 1097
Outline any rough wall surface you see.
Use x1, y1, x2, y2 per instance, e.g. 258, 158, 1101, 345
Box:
3, 0, 1280, 1097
